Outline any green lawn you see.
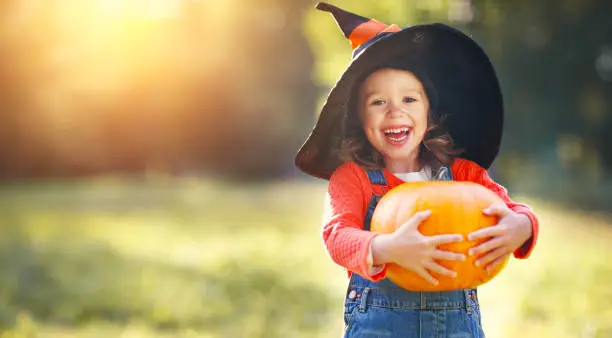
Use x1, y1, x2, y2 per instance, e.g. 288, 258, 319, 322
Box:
0, 178, 610, 337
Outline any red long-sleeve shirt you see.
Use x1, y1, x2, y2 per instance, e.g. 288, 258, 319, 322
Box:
321, 158, 540, 282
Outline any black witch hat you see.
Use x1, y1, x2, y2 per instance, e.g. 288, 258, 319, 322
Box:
295, 2, 504, 180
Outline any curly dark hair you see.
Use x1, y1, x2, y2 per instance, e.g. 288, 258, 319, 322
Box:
339, 63, 463, 171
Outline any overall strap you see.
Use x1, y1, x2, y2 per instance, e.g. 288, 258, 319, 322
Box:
362, 166, 453, 231
363, 169, 388, 231
365, 169, 387, 185
434, 165, 454, 181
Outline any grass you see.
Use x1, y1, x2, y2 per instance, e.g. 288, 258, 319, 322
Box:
0, 177, 611, 337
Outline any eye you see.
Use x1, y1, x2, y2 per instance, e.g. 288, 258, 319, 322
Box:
403, 96, 417, 103
370, 98, 385, 106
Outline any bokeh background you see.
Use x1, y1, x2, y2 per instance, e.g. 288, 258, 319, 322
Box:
0, 0, 611, 337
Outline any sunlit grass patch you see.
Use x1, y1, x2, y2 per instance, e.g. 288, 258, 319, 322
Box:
0, 179, 611, 337
0, 179, 339, 337
478, 198, 612, 338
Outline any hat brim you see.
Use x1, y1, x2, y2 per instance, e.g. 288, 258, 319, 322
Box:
295, 23, 504, 180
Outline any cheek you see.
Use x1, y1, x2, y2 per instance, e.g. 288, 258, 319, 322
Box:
414, 107, 429, 136
360, 113, 379, 133
363, 124, 379, 144
357, 113, 374, 141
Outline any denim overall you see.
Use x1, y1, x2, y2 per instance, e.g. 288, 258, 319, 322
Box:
342, 166, 486, 338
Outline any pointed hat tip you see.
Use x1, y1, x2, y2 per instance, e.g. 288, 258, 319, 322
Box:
314, 2, 335, 13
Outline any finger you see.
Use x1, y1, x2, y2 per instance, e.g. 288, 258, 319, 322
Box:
467, 225, 505, 241
425, 261, 457, 278
401, 210, 431, 230
485, 254, 510, 273
432, 249, 466, 262
483, 204, 511, 217
428, 234, 464, 246
414, 266, 438, 285
468, 237, 505, 256
475, 247, 510, 268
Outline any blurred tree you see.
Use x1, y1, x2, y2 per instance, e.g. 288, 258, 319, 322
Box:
0, 0, 61, 179
467, 0, 612, 199
181, 0, 318, 180
0, 0, 318, 180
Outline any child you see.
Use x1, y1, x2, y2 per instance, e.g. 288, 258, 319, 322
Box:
295, 3, 540, 337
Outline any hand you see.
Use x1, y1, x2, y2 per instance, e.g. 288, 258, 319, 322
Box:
371, 210, 466, 286
467, 204, 533, 272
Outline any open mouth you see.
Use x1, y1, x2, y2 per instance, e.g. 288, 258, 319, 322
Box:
383, 127, 412, 145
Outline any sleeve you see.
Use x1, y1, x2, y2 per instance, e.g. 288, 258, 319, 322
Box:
322, 163, 388, 281
453, 159, 540, 259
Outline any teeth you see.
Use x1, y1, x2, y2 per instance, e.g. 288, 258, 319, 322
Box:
383, 127, 410, 134
386, 134, 408, 142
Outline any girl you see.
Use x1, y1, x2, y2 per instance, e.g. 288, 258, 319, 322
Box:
295, 3, 540, 338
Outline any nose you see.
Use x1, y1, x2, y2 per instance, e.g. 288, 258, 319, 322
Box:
386, 101, 406, 117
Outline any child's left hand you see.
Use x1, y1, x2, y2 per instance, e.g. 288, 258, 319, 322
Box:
466, 204, 533, 272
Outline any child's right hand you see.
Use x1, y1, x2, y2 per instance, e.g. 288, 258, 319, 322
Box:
371, 210, 466, 285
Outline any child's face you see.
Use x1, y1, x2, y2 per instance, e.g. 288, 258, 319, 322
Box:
358, 68, 429, 167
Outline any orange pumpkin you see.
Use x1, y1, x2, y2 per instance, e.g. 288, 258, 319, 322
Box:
370, 181, 509, 291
